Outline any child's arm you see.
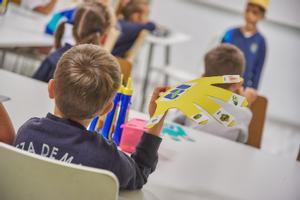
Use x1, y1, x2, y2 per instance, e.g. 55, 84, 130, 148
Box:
122, 21, 156, 42
236, 87, 258, 143
32, 0, 57, 15
147, 86, 170, 136
0, 103, 15, 145
33, 57, 54, 83
252, 39, 266, 89
109, 87, 168, 190
239, 87, 258, 107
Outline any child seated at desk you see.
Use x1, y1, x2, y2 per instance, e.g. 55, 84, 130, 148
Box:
21, 0, 57, 15
45, 0, 113, 35
33, 1, 113, 82
172, 44, 257, 143
15, 44, 167, 190
0, 103, 15, 145
112, 0, 159, 57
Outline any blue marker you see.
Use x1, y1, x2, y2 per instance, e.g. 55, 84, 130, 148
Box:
113, 78, 133, 145
102, 77, 124, 139
88, 116, 99, 132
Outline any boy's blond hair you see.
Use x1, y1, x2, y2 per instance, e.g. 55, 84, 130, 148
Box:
204, 44, 245, 89
54, 44, 121, 120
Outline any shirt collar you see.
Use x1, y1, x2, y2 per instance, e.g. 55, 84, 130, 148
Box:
46, 113, 86, 131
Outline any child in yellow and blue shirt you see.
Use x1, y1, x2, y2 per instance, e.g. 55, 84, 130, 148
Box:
222, 0, 268, 89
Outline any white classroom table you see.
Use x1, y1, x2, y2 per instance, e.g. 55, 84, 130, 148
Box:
140, 32, 191, 111
0, 4, 53, 48
0, 1, 78, 48
0, 69, 300, 200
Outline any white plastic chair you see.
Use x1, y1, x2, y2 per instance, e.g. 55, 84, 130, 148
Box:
0, 142, 119, 200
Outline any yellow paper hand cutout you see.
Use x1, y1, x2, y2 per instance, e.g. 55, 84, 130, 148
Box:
147, 75, 248, 128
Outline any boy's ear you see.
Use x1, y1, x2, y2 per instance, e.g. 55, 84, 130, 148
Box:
48, 79, 55, 99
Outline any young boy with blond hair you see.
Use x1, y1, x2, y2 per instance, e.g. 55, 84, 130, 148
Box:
15, 44, 167, 190
173, 44, 257, 143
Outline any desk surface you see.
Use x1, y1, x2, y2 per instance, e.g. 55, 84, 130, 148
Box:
0, 69, 299, 200
146, 32, 191, 46
0, 3, 70, 48
0, 4, 53, 48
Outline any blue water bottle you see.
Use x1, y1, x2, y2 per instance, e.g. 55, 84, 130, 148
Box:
88, 116, 99, 132
113, 78, 133, 145
102, 77, 124, 139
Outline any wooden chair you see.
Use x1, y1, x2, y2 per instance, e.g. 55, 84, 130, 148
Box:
124, 30, 150, 63
246, 96, 268, 149
0, 142, 119, 200
114, 0, 123, 18
117, 58, 132, 84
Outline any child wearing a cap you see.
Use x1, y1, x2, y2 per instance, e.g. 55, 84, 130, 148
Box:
222, 0, 268, 89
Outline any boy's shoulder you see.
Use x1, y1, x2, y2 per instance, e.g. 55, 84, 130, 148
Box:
16, 113, 113, 148
118, 20, 156, 32
18, 116, 44, 131
222, 27, 241, 42
46, 43, 73, 63
224, 27, 241, 35
255, 31, 266, 43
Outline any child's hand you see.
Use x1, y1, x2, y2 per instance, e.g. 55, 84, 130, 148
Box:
147, 87, 170, 137
239, 87, 258, 106
148, 86, 170, 117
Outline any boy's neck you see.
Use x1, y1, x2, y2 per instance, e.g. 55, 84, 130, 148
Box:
53, 106, 90, 128
241, 23, 257, 35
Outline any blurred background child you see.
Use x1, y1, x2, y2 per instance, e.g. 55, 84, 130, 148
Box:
112, 0, 162, 57
33, 1, 113, 82
222, 0, 268, 89
172, 44, 257, 143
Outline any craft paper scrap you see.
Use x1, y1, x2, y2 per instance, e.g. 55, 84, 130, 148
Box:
147, 75, 248, 128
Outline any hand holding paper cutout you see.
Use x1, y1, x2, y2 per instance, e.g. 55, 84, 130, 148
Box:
147, 75, 248, 129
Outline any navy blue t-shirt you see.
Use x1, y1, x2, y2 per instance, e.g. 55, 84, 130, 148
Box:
112, 20, 156, 58
14, 113, 162, 190
222, 27, 267, 89
33, 43, 73, 83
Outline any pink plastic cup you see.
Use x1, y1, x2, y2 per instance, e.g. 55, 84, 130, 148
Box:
120, 118, 148, 153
